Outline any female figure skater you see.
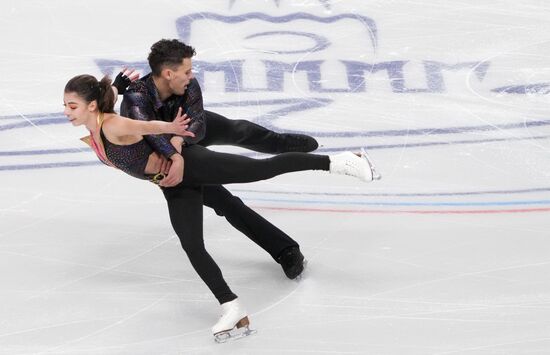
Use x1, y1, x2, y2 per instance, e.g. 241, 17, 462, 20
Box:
64, 74, 380, 342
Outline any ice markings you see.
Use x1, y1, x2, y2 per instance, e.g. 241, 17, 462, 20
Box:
492, 82, 550, 95
243, 31, 330, 54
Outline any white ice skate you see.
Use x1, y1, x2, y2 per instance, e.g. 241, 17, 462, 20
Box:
212, 298, 256, 343
329, 149, 381, 182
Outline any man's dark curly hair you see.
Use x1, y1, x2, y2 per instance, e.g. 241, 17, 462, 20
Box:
148, 39, 196, 76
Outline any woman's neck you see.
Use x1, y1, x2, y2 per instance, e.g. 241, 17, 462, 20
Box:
85, 112, 102, 132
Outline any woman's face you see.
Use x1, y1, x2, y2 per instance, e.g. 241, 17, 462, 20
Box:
63, 92, 95, 126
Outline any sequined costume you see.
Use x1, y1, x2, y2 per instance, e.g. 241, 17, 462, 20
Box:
100, 129, 152, 180
82, 113, 154, 181
120, 74, 206, 159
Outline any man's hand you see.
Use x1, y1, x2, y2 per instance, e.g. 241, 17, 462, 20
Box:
156, 153, 172, 176
160, 153, 184, 187
170, 136, 184, 154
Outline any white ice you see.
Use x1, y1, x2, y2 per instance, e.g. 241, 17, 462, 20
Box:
1, 0, 550, 354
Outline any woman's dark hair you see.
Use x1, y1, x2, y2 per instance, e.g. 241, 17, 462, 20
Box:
64, 74, 116, 113
148, 39, 196, 76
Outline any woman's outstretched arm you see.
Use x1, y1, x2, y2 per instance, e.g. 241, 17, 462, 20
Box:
105, 107, 195, 138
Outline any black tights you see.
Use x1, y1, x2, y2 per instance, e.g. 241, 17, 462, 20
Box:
162, 145, 329, 304
181, 145, 329, 185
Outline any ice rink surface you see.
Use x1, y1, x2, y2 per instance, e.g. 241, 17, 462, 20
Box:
1, 0, 550, 354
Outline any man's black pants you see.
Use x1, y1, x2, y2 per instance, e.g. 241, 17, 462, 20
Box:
162, 111, 326, 303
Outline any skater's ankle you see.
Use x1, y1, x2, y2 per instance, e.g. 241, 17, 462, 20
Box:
277, 246, 305, 280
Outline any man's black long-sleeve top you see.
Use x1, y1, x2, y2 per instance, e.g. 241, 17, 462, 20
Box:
120, 74, 206, 159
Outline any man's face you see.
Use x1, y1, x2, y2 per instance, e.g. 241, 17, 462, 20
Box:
167, 57, 194, 96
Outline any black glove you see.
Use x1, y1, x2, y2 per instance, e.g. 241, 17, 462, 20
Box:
112, 71, 132, 94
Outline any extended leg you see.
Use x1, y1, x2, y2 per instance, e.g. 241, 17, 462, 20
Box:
181, 145, 329, 186
199, 110, 318, 153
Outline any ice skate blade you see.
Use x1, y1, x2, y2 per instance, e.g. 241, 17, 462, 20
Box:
360, 148, 382, 181
214, 325, 257, 343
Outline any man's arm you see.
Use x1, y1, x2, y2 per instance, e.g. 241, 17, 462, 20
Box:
120, 90, 179, 159
180, 78, 206, 145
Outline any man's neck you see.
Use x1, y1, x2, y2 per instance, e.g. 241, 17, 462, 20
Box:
152, 75, 172, 101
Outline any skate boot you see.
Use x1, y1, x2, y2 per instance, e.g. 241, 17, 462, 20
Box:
212, 298, 256, 343
276, 133, 318, 153
329, 150, 380, 182
277, 246, 307, 280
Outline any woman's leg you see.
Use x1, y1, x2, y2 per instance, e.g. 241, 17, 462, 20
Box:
181, 145, 329, 185
199, 110, 318, 153
162, 184, 237, 304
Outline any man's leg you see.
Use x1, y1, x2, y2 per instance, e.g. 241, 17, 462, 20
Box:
203, 185, 297, 260
162, 184, 237, 304
199, 110, 318, 153
202, 185, 305, 279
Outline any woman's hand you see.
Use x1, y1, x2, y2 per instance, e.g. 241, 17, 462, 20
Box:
112, 67, 140, 94
171, 107, 196, 138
